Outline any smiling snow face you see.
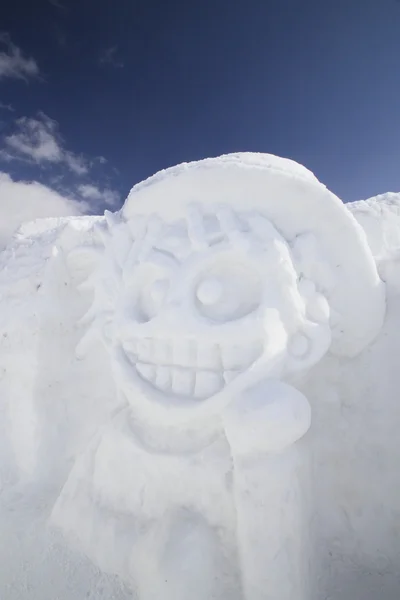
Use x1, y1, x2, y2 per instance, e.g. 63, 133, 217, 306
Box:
96, 204, 329, 406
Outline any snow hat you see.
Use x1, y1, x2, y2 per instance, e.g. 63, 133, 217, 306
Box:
122, 152, 385, 357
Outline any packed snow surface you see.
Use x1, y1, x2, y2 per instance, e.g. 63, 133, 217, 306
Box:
0, 153, 399, 600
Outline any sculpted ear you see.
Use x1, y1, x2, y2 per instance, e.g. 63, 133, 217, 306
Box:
285, 275, 332, 374
287, 320, 332, 374
290, 229, 385, 358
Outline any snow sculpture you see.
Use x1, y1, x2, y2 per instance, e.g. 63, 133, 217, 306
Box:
1, 153, 391, 600
48, 154, 385, 600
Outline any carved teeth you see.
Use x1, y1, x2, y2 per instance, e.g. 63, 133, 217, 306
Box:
153, 339, 171, 364
127, 337, 262, 398
196, 343, 221, 370
155, 366, 171, 392
221, 341, 262, 370
172, 340, 195, 369
136, 362, 156, 383
123, 339, 138, 359
194, 371, 224, 399
223, 370, 240, 385
171, 367, 195, 396
137, 338, 152, 362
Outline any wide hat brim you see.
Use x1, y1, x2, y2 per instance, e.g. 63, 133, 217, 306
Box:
122, 153, 385, 357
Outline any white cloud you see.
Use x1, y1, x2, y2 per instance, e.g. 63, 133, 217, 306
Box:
64, 151, 88, 175
0, 102, 14, 112
0, 33, 39, 81
99, 46, 124, 69
0, 171, 87, 250
0, 149, 15, 162
4, 112, 89, 175
6, 114, 61, 161
78, 183, 120, 207
0, 112, 119, 216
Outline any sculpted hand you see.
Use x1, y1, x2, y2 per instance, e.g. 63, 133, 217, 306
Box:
222, 379, 311, 459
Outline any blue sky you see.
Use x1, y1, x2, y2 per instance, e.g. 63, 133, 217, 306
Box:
1, 0, 400, 220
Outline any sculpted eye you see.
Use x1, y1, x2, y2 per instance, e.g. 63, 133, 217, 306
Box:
134, 269, 170, 322
194, 263, 262, 322
196, 277, 223, 306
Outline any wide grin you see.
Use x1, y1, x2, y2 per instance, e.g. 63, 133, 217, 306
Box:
122, 337, 263, 399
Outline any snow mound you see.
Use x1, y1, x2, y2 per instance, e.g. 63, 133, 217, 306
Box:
0, 172, 85, 251
349, 192, 400, 261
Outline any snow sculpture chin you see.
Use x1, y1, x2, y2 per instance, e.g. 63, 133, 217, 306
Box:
52, 153, 385, 600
